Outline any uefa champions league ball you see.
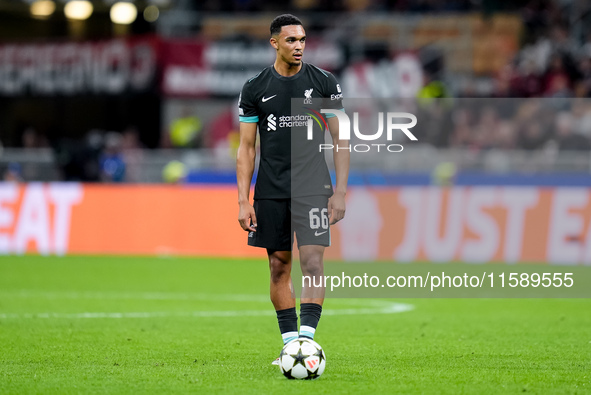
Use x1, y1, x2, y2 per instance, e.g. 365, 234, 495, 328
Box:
278, 338, 326, 379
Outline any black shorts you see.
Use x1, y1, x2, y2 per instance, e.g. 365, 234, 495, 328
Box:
248, 196, 331, 251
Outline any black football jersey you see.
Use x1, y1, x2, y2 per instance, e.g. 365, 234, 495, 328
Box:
239, 62, 344, 199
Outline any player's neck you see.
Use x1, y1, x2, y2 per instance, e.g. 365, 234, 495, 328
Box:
273, 59, 303, 77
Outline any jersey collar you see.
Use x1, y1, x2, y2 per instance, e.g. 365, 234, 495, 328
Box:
271, 62, 307, 81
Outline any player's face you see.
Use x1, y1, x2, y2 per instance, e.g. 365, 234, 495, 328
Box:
272, 25, 306, 67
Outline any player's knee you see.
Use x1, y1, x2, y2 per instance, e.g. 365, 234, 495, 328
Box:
270, 265, 290, 284
300, 255, 323, 277
269, 253, 291, 283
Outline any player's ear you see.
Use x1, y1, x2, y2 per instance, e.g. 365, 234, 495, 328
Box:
270, 37, 278, 50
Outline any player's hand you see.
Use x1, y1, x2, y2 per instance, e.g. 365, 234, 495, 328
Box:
328, 192, 346, 225
238, 202, 257, 232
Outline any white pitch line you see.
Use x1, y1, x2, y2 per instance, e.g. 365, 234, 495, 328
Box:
0, 290, 414, 319
0, 291, 413, 307
0, 303, 414, 320
0, 290, 272, 303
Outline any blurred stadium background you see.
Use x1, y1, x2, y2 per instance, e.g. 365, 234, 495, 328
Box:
1, 3, 591, 393
1, 0, 591, 262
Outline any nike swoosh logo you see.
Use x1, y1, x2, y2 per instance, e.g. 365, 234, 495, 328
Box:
314, 231, 328, 236
262, 95, 277, 102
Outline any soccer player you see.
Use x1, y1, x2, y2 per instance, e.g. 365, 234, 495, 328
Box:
236, 14, 349, 362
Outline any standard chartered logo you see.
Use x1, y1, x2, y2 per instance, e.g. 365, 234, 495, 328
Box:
267, 114, 276, 131
267, 114, 312, 130
279, 114, 310, 128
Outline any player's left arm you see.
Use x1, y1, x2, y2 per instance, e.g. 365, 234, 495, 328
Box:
327, 116, 349, 225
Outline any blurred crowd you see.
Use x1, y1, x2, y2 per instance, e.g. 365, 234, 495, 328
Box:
491, 27, 591, 99
414, 98, 591, 152
474, 1, 590, 99
443, 0, 591, 150
2, 127, 142, 183
199, 0, 484, 13
2, 0, 591, 182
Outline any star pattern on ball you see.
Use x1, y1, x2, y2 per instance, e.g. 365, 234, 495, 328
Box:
290, 348, 306, 367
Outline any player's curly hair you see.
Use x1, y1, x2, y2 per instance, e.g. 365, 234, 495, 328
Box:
270, 14, 303, 36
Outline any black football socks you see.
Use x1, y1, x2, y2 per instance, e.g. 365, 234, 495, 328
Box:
276, 307, 298, 344
299, 303, 322, 340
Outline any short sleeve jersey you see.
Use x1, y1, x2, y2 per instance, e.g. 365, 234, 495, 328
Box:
239, 62, 344, 199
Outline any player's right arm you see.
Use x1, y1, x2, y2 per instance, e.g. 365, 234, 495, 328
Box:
236, 121, 257, 232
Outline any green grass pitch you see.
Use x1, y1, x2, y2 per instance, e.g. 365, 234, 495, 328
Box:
0, 256, 590, 394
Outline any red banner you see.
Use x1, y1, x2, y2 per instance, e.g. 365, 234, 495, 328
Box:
160, 39, 344, 97
0, 36, 159, 96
